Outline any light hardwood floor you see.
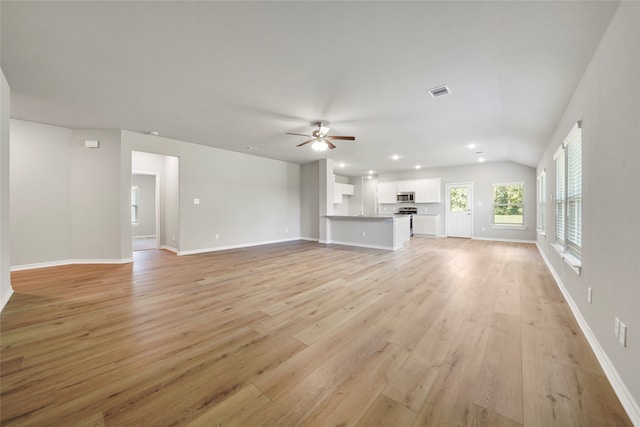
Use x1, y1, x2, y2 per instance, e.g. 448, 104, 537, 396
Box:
1, 238, 632, 426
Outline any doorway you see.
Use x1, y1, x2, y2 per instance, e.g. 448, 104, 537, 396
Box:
131, 173, 158, 251
445, 182, 473, 238
131, 151, 180, 253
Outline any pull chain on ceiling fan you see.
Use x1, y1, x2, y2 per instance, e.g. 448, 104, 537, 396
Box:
286, 121, 355, 151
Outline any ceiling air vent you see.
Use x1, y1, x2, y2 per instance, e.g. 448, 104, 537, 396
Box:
428, 85, 451, 99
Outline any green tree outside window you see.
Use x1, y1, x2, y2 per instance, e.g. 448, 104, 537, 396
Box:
493, 183, 524, 225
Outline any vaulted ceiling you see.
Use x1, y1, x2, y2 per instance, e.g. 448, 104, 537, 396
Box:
0, 1, 619, 176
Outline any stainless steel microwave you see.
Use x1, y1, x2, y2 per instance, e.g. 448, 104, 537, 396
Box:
397, 192, 415, 203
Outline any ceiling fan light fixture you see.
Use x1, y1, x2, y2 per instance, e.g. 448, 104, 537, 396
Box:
312, 140, 329, 152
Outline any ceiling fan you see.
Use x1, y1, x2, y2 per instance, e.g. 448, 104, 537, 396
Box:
286, 121, 355, 151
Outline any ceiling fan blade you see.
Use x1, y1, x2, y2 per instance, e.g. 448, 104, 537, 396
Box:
287, 132, 313, 137
326, 140, 337, 149
326, 136, 355, 140
296, 139, 315, 147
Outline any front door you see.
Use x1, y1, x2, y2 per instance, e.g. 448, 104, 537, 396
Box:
445, 183, 472, 238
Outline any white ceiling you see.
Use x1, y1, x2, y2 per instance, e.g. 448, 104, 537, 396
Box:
0, 1, 619, 176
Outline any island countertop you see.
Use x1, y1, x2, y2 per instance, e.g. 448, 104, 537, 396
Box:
325, 214, 396, 220
324, 215, 410, 250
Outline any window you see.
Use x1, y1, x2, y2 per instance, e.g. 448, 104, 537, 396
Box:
131, 185, 139, 225
555, 150, 565, 247
492, 183, 524, 226
554, 121, 582, 268
537, 170, 546, 234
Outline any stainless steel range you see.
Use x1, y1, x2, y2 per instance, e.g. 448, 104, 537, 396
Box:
395, 207, 418, 236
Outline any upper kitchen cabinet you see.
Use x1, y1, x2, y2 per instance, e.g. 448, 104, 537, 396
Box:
415, 178, 442, 203
377, 182, 397, 204
334, 183, 355, 203
396, 180, 417, 192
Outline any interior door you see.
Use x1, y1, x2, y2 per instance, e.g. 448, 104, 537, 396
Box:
445, 183, 472, 238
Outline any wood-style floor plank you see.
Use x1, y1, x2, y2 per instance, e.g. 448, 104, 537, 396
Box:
1, 238, 633, 426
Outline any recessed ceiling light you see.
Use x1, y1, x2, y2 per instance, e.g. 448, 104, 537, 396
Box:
246, 146, 259, 151
467, 143, 476, 149
368, 170, 374, 174
392, 155, 399, 160
339, 163, 345, 168
478, 157, 486, 163
148, 131, 159, 136
415, 165, 421, 170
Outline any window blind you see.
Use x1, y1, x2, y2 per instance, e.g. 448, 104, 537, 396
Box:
566, 123, 582, 257
555, 149, 565, 247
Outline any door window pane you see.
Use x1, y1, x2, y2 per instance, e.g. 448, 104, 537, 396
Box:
450, 187, 468, 212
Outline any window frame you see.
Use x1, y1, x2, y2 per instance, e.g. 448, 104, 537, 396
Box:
491, 182, 525, 228
552, 121, 582, 274
536, 170, 546, 235
131, 185, 139, 225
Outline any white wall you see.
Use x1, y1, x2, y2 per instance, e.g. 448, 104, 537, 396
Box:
163, 155, 180, 250
121, 131, 301, 254
70, 129, 126, 262
0, 69, 11, 311
301, 161, 319, 240
378, 161, 537, 241
10, 123, 129, 266
9, 120, 73, 266
131, 174, 156, 237
536, 1, 640, 421
9, 122, 301, 267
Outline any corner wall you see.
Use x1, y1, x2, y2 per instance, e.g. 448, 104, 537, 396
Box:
0, 68, 11, 311
301, 161, 319, 240
536, 1, 640, 421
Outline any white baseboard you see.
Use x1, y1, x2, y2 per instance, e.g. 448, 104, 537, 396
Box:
300, 237, 320, 242
536, 243, 640, 426
472, 237, 536, 244
159, 245, 178, 253
322, 240, 396, 251
72, 258, 133, 265
11, 258, 133, 271
177, 237, 302, 256
133, 235, 156, 239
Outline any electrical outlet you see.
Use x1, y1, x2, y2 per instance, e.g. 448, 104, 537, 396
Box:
215, 234, 219, 240
614, 317, 620, 338
193, 198, 200, 205
619, 322, 627, 347
285, 228, 288, 233
361, 231, 366, 237
587, 287, 592, 304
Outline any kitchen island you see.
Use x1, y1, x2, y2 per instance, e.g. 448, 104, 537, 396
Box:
325, 215, 410, 250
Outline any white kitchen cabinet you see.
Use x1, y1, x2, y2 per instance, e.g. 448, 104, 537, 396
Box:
415, 178, 442, 203
334, 183, 355, 204
377, 182, 397, 204
397, 180, 417, 192
413, 214, 440, 236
